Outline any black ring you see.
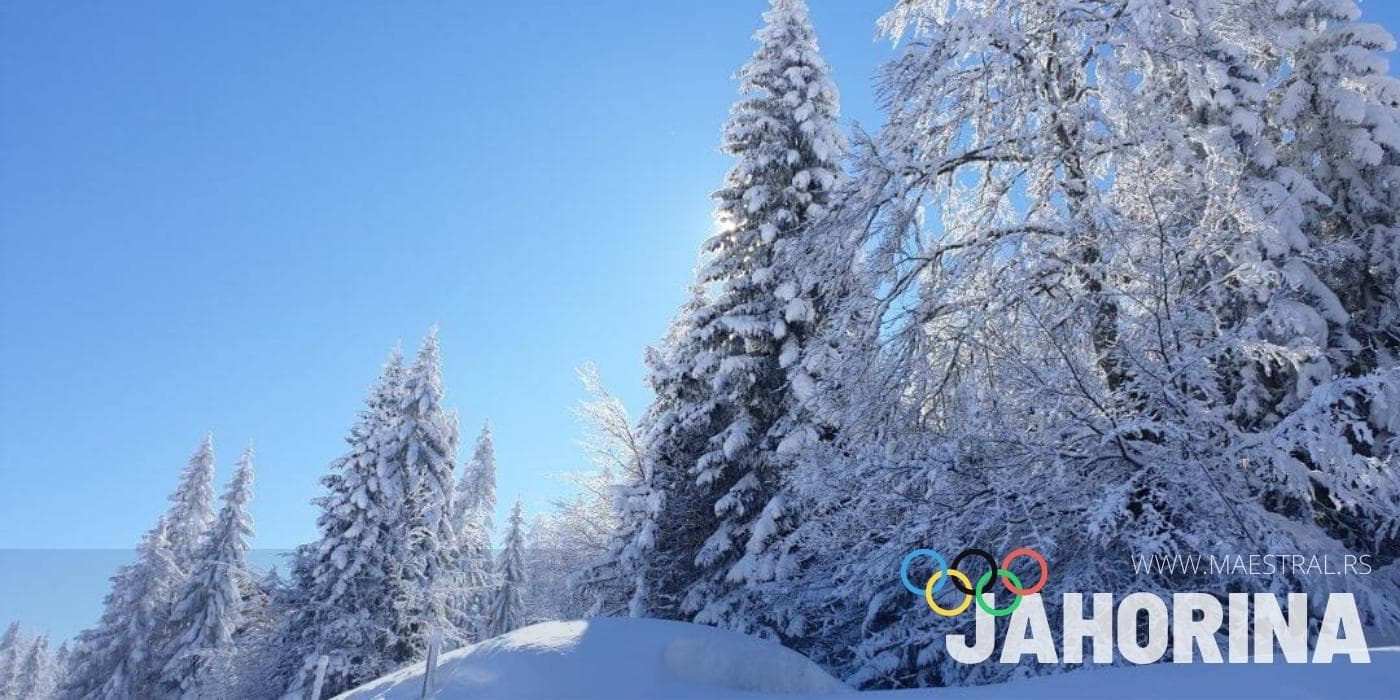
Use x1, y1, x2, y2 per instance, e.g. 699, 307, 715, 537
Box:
950, 548, 1000, 595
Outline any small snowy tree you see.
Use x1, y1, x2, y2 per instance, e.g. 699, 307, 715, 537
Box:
538, 364, 637, 619
449, 421, 496, 642
165, 434, 217, 573
13, 635, 54, 700
158, 446, 255, 698
46, 643, 68, 700
0, 624, 20, 700
486, 500, 527, 637
62, 517, 182, 699
455, 422, 497, 531
0, 623, 23, 700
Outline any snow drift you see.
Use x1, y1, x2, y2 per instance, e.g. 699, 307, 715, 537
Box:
334, 618, 851, 699
336, 617, 1400, 700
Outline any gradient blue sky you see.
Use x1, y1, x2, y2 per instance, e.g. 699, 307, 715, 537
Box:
4, 1, 1400, 640
0, 0, 888, 555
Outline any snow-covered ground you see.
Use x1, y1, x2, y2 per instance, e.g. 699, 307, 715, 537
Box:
335, 618, 851, 699
336, 618, 1398, 700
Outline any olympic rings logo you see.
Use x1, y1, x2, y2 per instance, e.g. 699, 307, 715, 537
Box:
898, 548, 1049, 617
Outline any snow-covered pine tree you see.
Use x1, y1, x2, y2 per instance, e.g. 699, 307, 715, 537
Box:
636, 0, 844, 637
166, 434, 217, 573
455, 422, 497, 531
384, 330, 461, 657
486, 500, 526, 637
158, 446, 255, 698
449, 421, 496, 642
13, 635, 53, 700
1267, 0, 1400, 377
62, 517, 182, 699
56, 435, 221, 698
0, 623, 23, 700
1253, 0, 1400, 560
280, 348, 406, 697
47, 643, 68, 700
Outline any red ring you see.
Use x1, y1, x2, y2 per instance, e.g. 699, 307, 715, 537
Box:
1000, 548, 1048, 595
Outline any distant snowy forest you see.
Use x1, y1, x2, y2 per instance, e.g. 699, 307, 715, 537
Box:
4, 0, 1400, 697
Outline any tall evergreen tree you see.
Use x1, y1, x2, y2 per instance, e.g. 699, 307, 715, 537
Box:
486, 500, 526, 638
635, 0, 844, 636
62, 517, 182, 699
282, 331, 461, 697
281, 348, 407, 697
385, 330, 461, 657
1268, 0, 1400, 377
159, 447, 255, 697
166, 435, 217, 573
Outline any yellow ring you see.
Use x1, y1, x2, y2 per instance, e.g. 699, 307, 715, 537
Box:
923, 569, 973, 616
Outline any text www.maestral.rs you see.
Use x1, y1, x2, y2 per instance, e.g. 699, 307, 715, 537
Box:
1131, 553, 1374, 577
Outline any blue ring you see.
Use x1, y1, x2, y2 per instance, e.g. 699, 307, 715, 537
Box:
899, 549, 948, 595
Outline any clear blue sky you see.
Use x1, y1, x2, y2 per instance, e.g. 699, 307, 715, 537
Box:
0, 0, 887, 556
4, 0, 1400, 641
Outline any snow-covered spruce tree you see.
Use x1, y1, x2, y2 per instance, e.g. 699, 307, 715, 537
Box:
13, 635, 54, 700
166, 434, 217, 573
385, 330, 461, 656
0, 623, 23, 700
158, 446, 255, 698
1256, 0, 1400, 558
279, 348, 407, 697
766, 0, 1400, 688
203, 567, 289, 699
46, 643, 68, 700
634, 0, 844, 637
456, 422, 497, 531
1267, 0, 1400, 377
62, 517, 182, 699
449, 421, 496, 642
486, 500, 527, 637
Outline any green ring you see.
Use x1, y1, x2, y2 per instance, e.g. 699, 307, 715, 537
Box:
974, 569, 1023, 617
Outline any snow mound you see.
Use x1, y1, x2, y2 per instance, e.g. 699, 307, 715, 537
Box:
336, 619, 1398, 700
335, 618, 851, 699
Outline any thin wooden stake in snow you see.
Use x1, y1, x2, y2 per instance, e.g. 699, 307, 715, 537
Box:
421, 626, 443, 698
310, 654, 330, 700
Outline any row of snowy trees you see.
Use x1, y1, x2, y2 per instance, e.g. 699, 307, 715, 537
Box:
572, 0, 1400, 689
56, 437, 258, 699
263, 332, 528, 698
47, 331, 535, 699
0, 622, 66, 700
